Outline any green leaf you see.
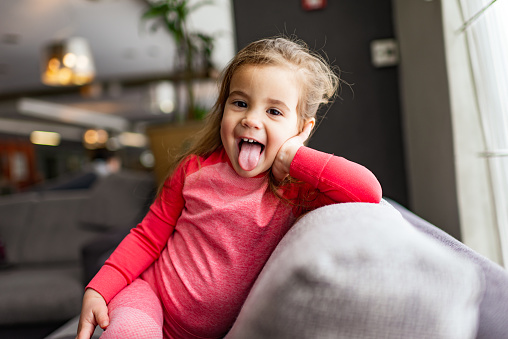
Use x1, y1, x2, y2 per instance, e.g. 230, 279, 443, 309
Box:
141, 4, 169, 20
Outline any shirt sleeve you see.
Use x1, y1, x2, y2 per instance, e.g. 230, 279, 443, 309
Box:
289, 146, 382, 204
86, 159, 188, 304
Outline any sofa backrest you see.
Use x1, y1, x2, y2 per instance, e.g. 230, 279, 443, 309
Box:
0, 192, 38, 264
0, 170, 155, 267
21, 190, 99, 265
77, 171, 155, 232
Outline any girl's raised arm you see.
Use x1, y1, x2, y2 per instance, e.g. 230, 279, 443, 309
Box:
290, 146, 382, 204
273, 121, 382, 204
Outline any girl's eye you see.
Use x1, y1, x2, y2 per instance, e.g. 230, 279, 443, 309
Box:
233, 100, 247, 108
268, 108, 282, 116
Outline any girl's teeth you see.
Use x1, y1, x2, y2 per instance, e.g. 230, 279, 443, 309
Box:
243, 138, 255, 143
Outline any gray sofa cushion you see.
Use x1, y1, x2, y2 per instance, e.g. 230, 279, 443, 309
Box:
0, 266, 83, 325
21, 190, 98, 264
78, 171, 154, 231
0, 192, 38, 265
226, 201, 483, 339
388, 198, 508, 339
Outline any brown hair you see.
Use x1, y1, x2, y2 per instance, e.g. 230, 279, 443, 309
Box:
164, 36, 340, 192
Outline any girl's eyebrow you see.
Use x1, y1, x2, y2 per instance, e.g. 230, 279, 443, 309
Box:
229, 90, 249, 98
266, 98, 290, 112
229, 90, 291, 111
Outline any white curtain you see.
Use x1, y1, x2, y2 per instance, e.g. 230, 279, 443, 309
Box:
459, 0, 508, 265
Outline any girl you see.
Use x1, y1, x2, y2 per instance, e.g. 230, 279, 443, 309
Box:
76, 36, 382, 339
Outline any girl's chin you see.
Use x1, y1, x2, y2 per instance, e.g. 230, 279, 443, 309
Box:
235, 168, 262, 178
234, 163, 270, 178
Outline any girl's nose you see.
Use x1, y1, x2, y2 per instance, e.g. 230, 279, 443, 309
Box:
241, 110, 262, 129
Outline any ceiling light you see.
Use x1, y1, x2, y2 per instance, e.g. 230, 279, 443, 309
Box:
83, 128, 109, 149
41, 37, 96, 86
30, 131, 61, 146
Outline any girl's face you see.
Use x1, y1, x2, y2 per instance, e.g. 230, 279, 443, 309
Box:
220, 64, 301, 178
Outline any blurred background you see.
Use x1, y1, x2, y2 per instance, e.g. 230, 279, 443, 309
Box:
0, 0, 236, 188
2, 0, 508, 337
1, 0, 506, 286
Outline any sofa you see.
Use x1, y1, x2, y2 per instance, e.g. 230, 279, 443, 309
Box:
0, 170, 155, 327
45, 198, 508, 339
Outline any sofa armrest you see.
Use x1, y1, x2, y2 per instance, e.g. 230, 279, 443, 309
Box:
226, 201, 482, 339
386, 198, 508, 339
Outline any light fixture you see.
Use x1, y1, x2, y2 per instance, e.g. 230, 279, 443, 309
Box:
83, 128, 109, 150
41, 37, 96, 86
148, 81, 177, 115
30, 131, 61, 146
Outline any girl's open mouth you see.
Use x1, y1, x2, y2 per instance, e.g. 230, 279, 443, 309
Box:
238, 138, 265, 171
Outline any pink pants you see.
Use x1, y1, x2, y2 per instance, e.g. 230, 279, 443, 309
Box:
100, 279, 164, 339
100, 279, 209, 339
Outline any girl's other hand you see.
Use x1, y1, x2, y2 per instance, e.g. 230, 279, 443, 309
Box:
272, 120, 314, 181
76, 288, 109, 339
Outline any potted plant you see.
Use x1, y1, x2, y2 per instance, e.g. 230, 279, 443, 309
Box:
142, 0, 216, 120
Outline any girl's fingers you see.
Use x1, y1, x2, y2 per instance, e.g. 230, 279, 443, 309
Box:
299, 119, 315, 143
95, 306, 110, 329
76, 319, 96, 339
272, 119, 315, 181
76, 289, 109, 339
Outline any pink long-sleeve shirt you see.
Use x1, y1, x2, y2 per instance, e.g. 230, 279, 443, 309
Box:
87, 146, 382, 338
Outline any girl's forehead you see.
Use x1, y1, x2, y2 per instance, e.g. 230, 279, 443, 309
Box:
228, 63, 306, 121
230, 64, 300, 96
231, 63, 303, 87
235, 62, 299, 74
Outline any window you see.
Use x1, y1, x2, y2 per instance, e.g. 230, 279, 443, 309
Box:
460, 0, 508, 264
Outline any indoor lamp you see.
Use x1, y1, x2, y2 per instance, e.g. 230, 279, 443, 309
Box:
41, 37, 96, 86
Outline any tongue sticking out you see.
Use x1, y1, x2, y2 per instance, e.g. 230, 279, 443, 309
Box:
239, 142, 262, 171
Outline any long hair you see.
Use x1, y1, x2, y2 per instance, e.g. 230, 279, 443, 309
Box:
163, 36, 340, 195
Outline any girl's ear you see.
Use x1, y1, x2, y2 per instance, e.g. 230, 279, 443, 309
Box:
302, 118, 316, 134
302, 118, 316, 146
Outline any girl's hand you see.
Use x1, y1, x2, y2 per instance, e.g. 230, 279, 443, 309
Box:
76, 288, 109, 339
272, 120, 314, 181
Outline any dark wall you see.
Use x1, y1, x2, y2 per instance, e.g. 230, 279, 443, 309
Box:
232, 0, 407, 206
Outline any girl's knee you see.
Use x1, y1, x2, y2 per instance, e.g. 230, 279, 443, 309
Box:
100, 306, 163, 339
101, 279, 163, 339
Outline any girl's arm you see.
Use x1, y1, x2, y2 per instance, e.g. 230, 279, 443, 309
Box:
273, 122, 382, 204
86, 160, 188, 303
290, 146, 382, 203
